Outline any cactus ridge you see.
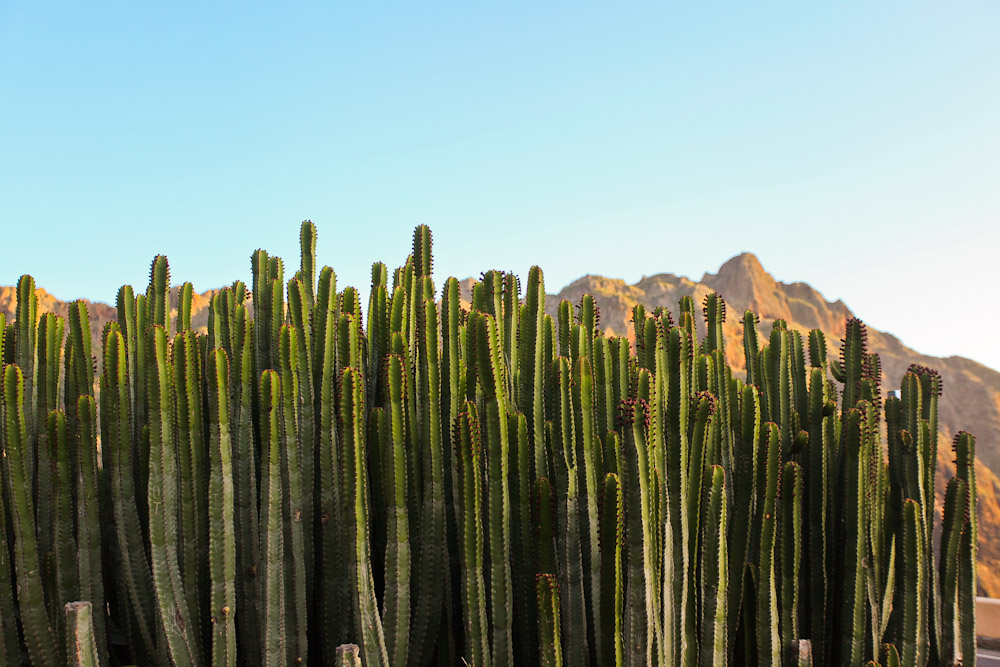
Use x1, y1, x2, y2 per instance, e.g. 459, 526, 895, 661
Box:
0, 222, 979, 667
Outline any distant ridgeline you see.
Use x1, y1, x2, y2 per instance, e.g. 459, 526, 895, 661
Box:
0, 221, 982, 665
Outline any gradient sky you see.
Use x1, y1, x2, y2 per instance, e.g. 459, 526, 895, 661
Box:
2, 2, 998, 370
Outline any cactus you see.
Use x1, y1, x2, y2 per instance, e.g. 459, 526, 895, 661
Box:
537, 574, 563, 667
259, 369, 287, 666
76, 396, 107, 664
147, 325, 198, 667
0, 222, 980, 667
64, 602, 100, 667
207, 348, 237, 666
455, 404, 490, 667
700, 465, 727, 667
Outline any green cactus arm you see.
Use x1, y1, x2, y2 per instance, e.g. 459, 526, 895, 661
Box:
801, 368, 828, 657
277, 325, 308, 665
341, 368, 389, 667
229, 306, 262, 666
881, 643, 900, 667
171, 332, 206, 657
337, 643, 364, 667
766, 327, 792, 451
504, 412, 535, 665
533, 475, 557, 577
146, 326, 199, 667
663, 326, 691, 666
700, 465, 728, 667
560, 461, 589, 667
43, 409, 76, 653
838, 407, 868, 666
554, 300, 571, 359
726, 383, 759, 659
339, 313, 363, 375
953, 431, 977, 664
808, 329, 827, 369
2, 364, 58, 666
537, 574, 564, 667
313, 265, 337, 376
2, 322, 12, 365
742, 311, 760, 388
756, 422, 780, 667
454, 407, 491, 667
176, 281, 193, 334
685, 393, 714, 663
899, 498, 928, 667
251, 249, 272, 373
382, 354, 411, 667
599, 472, 625, 667
619, 397, 655, 667
300, 219, 317, 308
15, 276, 38, 446
938, 477, 966, 664
206, 349, 237, 667
259, 370, 287, 667
316, 298, 348, 660
519, 266, 547, 477
839, 318, 868, 412
64, 602, 100, 667
367, 282, 389, 406
412, 224, 433, 278
146, 255, 171, 333
778, 461, 802, 660
482, 378, 514, 666
0, 395, 20, 665
76, 396, 108, 663
593, 336, 615, 457
287, 279, 317, 608
101, 330, 158, 657
408, 297, 447, 665
34, 313, 63, 583
703, 292, 726, 355
573, 355, 602, 664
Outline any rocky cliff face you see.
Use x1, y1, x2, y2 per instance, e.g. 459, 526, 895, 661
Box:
4, 257, 999, 593
546, 253, 1000, 595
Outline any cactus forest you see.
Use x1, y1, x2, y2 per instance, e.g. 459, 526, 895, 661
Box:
0, 222, 978, 666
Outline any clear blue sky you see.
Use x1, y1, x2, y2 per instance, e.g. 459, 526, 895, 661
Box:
2, 2, 998, 370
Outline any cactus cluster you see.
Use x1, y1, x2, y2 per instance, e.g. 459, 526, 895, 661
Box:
0, 222, 978, 666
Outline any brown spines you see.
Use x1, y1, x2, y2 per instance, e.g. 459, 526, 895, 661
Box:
616, 397, 650, 429
907, 364, 943, 397
690, 390, 717, 417
703, 291, 727, 322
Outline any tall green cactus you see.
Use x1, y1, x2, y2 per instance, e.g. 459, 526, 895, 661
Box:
207, 348, 237, 666
259, 369, 287, 666
0, 222, 981, 667
2, 364, 57, 667
64, 602, 100, 667
147, 325, 198, 667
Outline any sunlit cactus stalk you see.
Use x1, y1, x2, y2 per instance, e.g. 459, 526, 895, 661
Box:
537, 573, 563, 667
64, 601, 100, 667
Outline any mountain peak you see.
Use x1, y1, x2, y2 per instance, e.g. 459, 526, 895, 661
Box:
704, 252, 771, 286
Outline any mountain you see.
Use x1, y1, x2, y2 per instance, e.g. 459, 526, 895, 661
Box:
4, 255, 1000, 594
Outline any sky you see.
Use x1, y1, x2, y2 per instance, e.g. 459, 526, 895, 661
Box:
2, 2, 998, 371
